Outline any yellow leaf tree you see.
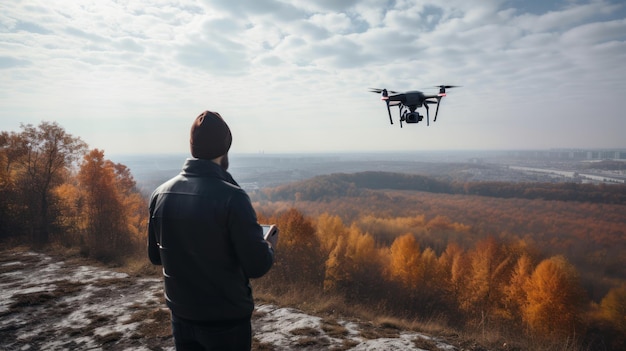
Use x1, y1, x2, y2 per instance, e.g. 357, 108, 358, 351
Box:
503, 253, 534, 323
461, 237, 513, 326
77, 149, 144, 261
271, 208, 324, 286
387, 233, 422, 291
438, 242, 468, 308
316, 213, 348, 256
323, 235, 349, 291
523, 255, 587, 338
599, 284, 626, 334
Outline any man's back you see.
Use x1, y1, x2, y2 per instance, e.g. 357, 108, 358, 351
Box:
149, 158, 274, 322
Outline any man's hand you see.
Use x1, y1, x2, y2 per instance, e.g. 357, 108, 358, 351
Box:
266, 230, 279, 248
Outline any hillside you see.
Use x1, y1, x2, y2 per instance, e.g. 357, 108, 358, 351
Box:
260, 171, 626, 204
0, 248, 469, 351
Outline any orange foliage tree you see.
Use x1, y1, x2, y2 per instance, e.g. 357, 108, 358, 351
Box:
503, 253, 534, 324
460, 237, 515, 327
384, 233, 427, 313
111, 162, 147, 247
74, 149, 145, 261
523, 255, 587, 338
387, 233, 422, 291
438, 242, 468, 310
599, 284, 626, 335
267, 208, 325, 287
324, 224, 382, 300
316, 213, 348, 256
52, 182, 86, 245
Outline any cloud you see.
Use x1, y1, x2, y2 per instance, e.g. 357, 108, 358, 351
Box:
252, 54, 284, 67
561, 18, 626, 46
1, 0, 625, 153
171, 16, 260, 75
13, 20, 52, 35
512, 1, 622, 32
0, 56, 31, 69
199, 0, 306, 21
176, 42, 250, 75
308, 13, 353, 34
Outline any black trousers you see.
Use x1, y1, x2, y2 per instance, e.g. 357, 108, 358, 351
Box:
171, 313, 252, 351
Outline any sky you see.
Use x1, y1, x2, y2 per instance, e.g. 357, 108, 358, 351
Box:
1, 0, 625, 155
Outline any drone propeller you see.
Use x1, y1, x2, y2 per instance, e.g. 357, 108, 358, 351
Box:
435, 85, 460, 95
369, 88, 399, 94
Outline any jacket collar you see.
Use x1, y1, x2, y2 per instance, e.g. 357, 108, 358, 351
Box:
181, 158, 239, 187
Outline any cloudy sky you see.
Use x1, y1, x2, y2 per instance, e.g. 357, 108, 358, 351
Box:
1, 0, 625, 155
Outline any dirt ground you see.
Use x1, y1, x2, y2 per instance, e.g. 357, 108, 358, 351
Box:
0, 249, 462, 350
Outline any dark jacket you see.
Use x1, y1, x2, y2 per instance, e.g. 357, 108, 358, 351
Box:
148, 158, 274, 322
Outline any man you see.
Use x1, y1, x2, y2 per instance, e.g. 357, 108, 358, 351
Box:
148, 110, 276, 351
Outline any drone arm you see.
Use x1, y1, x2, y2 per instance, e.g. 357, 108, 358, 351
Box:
434, 96, 442, 122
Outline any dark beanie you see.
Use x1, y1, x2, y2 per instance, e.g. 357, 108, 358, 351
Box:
190, 110, 232, 160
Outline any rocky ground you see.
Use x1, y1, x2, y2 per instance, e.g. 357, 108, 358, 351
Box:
0, 249, 464, 350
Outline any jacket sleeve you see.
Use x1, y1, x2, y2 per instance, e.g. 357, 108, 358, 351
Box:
147, 194, 162, 265
227, 191, 274, 278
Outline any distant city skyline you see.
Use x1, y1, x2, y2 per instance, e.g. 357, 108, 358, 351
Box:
1, 0, 626, 155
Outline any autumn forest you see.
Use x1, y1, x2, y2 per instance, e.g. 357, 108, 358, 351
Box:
2, 122, 626, 350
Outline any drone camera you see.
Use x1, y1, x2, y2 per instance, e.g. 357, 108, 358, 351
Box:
405, 112, 423, 123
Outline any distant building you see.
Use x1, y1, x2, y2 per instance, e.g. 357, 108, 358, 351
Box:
508, 149, 626, 160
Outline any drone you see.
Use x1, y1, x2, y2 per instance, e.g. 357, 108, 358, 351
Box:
370, 85, 459, 127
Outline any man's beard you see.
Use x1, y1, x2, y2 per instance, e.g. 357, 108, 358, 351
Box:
220, 153, 229, 171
